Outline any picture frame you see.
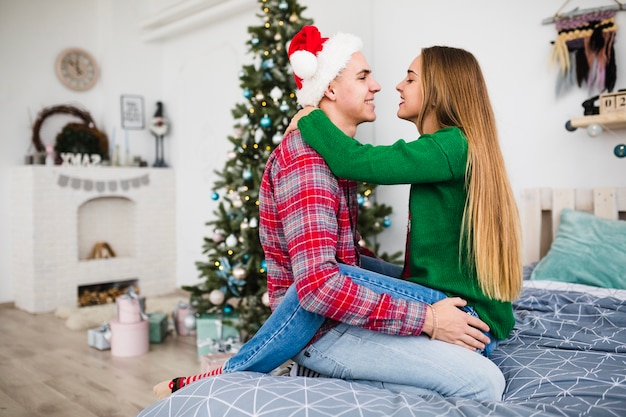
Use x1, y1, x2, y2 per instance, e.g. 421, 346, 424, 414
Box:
120, 95, 145, 130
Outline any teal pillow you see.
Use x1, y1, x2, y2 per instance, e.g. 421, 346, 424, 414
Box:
530, 208, 626, 289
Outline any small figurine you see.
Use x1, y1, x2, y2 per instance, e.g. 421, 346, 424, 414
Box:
150, 101, 170, 167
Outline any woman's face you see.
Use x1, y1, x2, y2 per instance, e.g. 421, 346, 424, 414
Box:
395, 55, 423, 125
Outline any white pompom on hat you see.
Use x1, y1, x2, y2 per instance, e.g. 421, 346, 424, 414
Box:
288, 25, 362, 107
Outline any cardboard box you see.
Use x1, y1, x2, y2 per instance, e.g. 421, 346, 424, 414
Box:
148, 312, 169, 343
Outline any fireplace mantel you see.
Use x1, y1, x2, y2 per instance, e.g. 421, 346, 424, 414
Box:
11, 166, 177, 313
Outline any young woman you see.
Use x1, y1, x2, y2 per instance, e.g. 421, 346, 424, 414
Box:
154, 45, 520, 402
297, 45, 523, 344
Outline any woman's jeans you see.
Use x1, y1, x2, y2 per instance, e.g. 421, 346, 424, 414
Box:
221, 257, 503, 401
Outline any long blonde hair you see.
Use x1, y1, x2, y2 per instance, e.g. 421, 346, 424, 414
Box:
418, 46, 522, 302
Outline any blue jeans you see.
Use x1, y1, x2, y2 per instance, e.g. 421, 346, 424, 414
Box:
222, 257, 503, 400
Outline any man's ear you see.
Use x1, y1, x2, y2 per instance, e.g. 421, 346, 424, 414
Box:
323, 85, 336, 101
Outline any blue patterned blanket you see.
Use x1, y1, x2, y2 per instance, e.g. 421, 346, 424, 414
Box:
137, 282, 626, 417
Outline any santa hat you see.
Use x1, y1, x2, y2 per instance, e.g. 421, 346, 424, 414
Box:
288, 26, 362, 107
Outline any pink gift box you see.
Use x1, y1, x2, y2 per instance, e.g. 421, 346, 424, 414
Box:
110, 319, 149, 357
116, 294, 145, 324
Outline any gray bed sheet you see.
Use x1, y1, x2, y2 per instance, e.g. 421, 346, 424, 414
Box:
136, 283, 626, 417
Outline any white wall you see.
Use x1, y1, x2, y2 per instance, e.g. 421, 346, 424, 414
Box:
1, 0, 625, 303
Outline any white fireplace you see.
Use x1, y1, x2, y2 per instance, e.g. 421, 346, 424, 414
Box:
11, 166, 176, 313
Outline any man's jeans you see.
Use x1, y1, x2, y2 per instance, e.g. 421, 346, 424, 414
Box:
221, 257, 503, 401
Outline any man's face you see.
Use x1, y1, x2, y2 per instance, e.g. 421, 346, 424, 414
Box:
328, 52, 381, 127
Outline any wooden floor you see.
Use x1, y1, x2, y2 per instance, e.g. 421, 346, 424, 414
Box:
0, 302, 200, 417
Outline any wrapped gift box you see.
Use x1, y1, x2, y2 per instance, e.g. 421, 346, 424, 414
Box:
87, 323, 111, 350
200, 352, 235, 373
148, 312, 169, 343
110, 319, 149, 357
172, 301, 195, 336
116, 294, 146, 324
196, 313, 240, 359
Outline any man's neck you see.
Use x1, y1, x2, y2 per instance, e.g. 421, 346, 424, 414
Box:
319, 105, 357, 138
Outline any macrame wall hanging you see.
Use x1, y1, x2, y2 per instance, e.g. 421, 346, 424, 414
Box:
547, 0, 623, 96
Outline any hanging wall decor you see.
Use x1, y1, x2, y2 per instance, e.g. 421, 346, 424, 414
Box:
547, 1, 622, 96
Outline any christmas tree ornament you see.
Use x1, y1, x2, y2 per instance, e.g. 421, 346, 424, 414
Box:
279, 101, 290, 112
232, 266, 248, 280
272, 132, 283, 144
254, 128, 264, 143
209, 289, 225, 305
251, 37, 260, 45
212, 230, 225, 243
211, 191, 220, 200
587, 123, 603, 137
184, 314, 197, 330
278, 1, 288, 10
223, 304, 234, 314
615, 144, 626, 158
261, 292, 270, 307
357, 194, 365, 206
270, 86, 283, 101
227, 150, 237, 160
249, 217, 258, 228
383, 216, 392, 228
255, 92, 264, 101
240, 218, 249, 230
260, 114, 272, 127
243, 88, 252, 98
243, 168, 253, 180
225, 234, 238, 247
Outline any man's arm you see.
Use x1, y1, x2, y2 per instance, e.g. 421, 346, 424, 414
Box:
272, 140, 428, 336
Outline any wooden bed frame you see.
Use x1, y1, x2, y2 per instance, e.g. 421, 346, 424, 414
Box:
521, 187, 626, 264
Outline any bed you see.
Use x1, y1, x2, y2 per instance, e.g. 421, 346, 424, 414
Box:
136, 187, 626, 417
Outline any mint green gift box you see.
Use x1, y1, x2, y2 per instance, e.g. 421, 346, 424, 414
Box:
196, 313, 240, 359
148, 312, 169, 343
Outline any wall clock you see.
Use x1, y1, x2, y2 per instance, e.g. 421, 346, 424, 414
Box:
55, 47, 99, 91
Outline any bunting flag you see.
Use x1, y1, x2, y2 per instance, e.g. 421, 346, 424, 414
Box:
57, 172, 150, 192
550, 9, 618, 96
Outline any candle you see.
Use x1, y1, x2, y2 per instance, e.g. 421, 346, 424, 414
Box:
110, 127, 116, 158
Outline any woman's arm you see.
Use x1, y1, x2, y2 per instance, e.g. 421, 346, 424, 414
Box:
299, 109, 467, 185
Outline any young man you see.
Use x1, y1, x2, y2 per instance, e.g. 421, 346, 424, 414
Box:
155, 26, 503, 402
260, 26, 504, 400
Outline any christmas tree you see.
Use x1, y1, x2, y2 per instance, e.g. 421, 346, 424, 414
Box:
184, 0, 401, 339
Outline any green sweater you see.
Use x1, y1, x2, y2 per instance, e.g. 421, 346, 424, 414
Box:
299, 110, 514, 340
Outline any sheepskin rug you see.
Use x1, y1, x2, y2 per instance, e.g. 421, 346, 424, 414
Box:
54, 291, 188, 331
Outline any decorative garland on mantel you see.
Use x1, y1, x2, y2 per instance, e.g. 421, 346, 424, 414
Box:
57, 172, 150, 192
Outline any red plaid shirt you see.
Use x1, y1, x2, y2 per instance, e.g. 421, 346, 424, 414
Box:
259, 130, 428, 342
